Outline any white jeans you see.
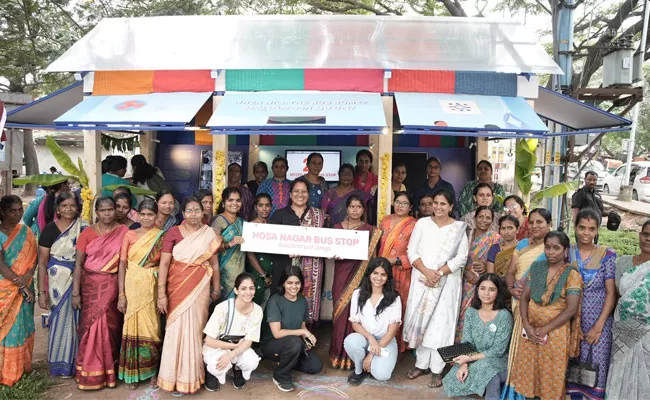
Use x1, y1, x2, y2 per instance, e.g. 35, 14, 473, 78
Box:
343, 333, 398, 381
202, 347, 260, 384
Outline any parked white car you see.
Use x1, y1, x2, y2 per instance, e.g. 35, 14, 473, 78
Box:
603, 161, 650, 202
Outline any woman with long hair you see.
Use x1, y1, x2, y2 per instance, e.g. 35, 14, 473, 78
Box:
227, 163, 254, 221
344, 257, 401, 385
504, 195, 528, 240
212, 187, 245, 299
246, 193, 274, 306
329, 195, 383, 369
378, 191, 416, 353
37, 192, 83, 378
508, 231, 582, 400
72, 196, 129, 390
262, 266, 322, 393
321, 164, 371, 226
566, 209, 617, 400
202, 273, 263, 391
23, 181, 69, 237
117, 199, 166, 390
269, 179, 325, 324
485, 215, 520, 278
131, 154, 170, 204
502, 208, 552, 397
391, 163, 407, 203
114, 192, 140, 229
194, 189, 215, 226
606, 219, 650, 400
353, 149, 378, 194
257, 156, 291, 216
298, 152, 329, 208
154, 190, 177, 231
156, 197, 221, 395
458, 160, 506, 216
460, 183, 500, 234
403, 189, 469, 389
0, 195, 37, 386
443, 273, 512, 399
457, 206, 501, 342
113, 186, 138, 221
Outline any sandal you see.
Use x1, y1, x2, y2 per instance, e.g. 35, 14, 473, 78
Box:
126, 382, 138, 390
406, 367, 429, 380
428, 373, 443, 388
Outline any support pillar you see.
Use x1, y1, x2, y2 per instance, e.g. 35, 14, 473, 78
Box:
140, 130, 157, 164
84, 130, 102, 195
376, 96, 394, 222
248, 135, 260, 181
212, 96, 227, 210
477, 137, 489, 164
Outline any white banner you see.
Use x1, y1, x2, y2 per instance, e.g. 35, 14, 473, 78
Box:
241, 222, 370, 261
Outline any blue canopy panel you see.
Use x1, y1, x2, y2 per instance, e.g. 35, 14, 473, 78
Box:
54, 92, 212, 131
394, 92, 548, 138
208, 92, 387, 135
6, 81, 83, 129
534, 86, 631, 137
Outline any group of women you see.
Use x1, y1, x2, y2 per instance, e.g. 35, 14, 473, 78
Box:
0, 151, 648, 400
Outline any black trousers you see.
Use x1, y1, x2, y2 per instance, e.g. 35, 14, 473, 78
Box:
261, 336, 322, 384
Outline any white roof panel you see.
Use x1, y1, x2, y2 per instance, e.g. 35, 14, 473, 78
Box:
46, 15, 561, 74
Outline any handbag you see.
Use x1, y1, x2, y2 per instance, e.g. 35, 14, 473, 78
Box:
566, 347, 598, 388
218, 298, 245, 344
436, 342, 478, 363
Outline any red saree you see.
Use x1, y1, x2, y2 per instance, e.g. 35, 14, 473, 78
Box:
75, 224, 128, 390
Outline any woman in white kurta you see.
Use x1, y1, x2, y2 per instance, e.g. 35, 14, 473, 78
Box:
403, 189, 469, 389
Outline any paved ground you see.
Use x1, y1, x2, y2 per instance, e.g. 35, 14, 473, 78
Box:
602, 195, 650, 217
36, 319, 454, 400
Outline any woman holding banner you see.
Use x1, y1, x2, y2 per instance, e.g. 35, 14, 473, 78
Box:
212, 187, 245, 299
269, 179, 325, 325
329, 195, 383, 369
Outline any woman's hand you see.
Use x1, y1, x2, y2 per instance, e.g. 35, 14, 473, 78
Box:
38, 294, 49, 310
216, 352, 233, 371
456, 364, 469, 383
117, 295, 127, 314
13, 274, 30, 289
362, 353, 373, 372
264, 276, 272, 287
23, 288, 35, 303
464, 269, 479, 285
368, 337, 381, 356
453, 355, 472, 365
229, 236, 244, 247
71, 294, 81, 310
157, 295, 168, 314
585, 324, 603, 345
210, 290, 221, 302
423, 269, 440, 287
533, 326, 549, 344
509, 286, 523, 299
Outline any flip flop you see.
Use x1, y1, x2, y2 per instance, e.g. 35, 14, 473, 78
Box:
406, 367, 429, 380
428, 373, 443, 388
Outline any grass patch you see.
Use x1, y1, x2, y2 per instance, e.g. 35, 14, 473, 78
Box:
0, 370, 54, 400
569, 228, 640, 256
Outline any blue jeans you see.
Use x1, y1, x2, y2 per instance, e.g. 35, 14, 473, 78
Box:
343, 332, 398, 381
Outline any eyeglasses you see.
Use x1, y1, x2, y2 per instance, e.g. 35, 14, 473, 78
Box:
184, 209, 203, 214
505, 204, 520, 210
393, 201, 410, 207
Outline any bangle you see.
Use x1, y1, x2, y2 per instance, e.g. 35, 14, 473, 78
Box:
119, 294, 126, 299
157, 284, 166, 288
39, 290, 47, 295
72, 294, 80, 298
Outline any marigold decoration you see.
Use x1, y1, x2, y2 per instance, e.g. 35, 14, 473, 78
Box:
80, 187, 94, 223
378, 152, 391, 222
213, 151, 226, 213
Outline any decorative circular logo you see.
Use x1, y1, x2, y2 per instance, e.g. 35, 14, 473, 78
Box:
115, 100, 146, 111
489, 323, 497, 332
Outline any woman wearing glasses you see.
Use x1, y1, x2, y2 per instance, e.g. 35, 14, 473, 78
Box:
503, 195, 528, 240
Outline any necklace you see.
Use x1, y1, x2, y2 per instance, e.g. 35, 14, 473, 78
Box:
344, 218, 362, 230
96, 222, 117, 236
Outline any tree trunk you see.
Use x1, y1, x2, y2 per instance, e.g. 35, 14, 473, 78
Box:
22, 129, 38, 196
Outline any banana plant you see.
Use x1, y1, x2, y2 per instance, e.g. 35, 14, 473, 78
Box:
514, 138, 538, 202
531, 181, 580, 204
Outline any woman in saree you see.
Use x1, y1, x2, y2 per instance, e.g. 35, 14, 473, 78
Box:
458, 160, 506, 216
194, 189, 215, 226
486, 215, 520, 278
566, 209, 616, 400
227, 163, 254, 221
154, 190, 178, 231
72, 196, 129, 390
298, 152, 329, 208
37, 192, 83, 378
508, 231, 582, 400
246, 193, 274, 306
23, 181, 69, 237
456, 206, 501, 342
156, 196, 221, 395
460, 183, 500, 234
353, 149, 378, 195
115, 192, 140, 229
0, 195, 37, 387
116, 199, 165, 389
269, 179, 325, 324
321, 164, 371, 227
211, 187, 245, 299
504, 195, 528, 240
329, 195, 383, 369
607, 219, 650, 400
378, 191, 416, 353
502, 208, 552, 398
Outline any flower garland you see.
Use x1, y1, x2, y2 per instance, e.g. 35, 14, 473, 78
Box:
80, 187, 94, 223
213, 151, 226, 213
377, 152, 391, 222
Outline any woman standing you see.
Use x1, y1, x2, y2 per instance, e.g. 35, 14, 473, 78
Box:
115, 193, 140, 229
566, 209, 617, 400
156, 197, 221, 395
112, 187, 139, 222
485, 215, 520, 278
457, 206, 501, 342
460, 183, 500, 234
155, 190, 178, 231
194, 188, 215, 226
37, 192, 83, 378
246, 161, 268, 196
607, 220, 650, 400
0, 195, 37, 387
246, 193, 274, 306
353, 149, 378, 194
508, 231, 582, 400
23, 182, 69, 237
391, 163, 407, 203
298, 153, 329, 208
202, 273, 263, 391
417, 194, 435, 219
72, 196, 129, 390
458, 160, 506, 216
502, 208, 551, 397
117, 199, 166, 389
345, 258, 402, 385
227, 163, 254, 221
321, 164, 371, 226
131, 154, 170, 205
503, 195, 528, 240
403, 189, 468, 389
378, 191, 416, 353
257, 156, 291, 216
269, 180, 325, 324
443, 274, 513, 400
329, 195, 383, 369
212, 187, 245, 299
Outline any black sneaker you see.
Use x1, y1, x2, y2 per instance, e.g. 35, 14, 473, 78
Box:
232, 368, 246, 389
272, 377, 294, 392
348, 371, 368, 386
204, 371, 220, 392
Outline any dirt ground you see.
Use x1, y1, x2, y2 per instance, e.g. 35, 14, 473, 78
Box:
35, 318, 454, 400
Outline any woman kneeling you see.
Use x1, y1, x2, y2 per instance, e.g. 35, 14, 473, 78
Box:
345, 257, 401, 385
203, 273, 263, 391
